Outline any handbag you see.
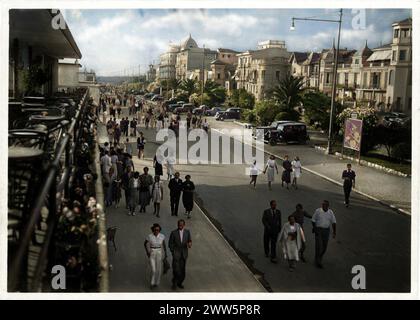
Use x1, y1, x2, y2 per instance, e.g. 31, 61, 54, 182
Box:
163, 257, 170, 274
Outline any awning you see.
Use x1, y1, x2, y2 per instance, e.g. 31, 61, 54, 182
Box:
9, 9, 82, 59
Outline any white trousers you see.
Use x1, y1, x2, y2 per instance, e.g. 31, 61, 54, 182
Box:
149, 248, 163, 286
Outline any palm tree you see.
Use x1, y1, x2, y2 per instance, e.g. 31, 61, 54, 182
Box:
168, 78, 181, 93
179, 79, 198, 97
203, 80, 226, 105
272, 75, 304, 112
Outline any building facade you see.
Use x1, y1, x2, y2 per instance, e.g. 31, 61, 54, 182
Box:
158, 44, 180, 81
175, 35, 218, 81
235, 40, 290, 101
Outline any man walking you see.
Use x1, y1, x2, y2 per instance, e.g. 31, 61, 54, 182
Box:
262, 200, 282, 263
342, 164, 356, 207
168, 219, 192, 290
312, 200, 337, 269
168, 172, 183, 216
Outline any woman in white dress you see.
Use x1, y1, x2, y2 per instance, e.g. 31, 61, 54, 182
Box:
263, 155, 278, 190
150, 175, 163, 217
144, 223, 167, 289
278, 215, 306, 272
291, 156, 302, 189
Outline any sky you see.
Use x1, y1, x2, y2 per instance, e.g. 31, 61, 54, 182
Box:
61, 8, 411, 76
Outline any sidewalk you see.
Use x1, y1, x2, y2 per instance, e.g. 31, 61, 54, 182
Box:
230, 120, 411, 214
98, 110, 265, 292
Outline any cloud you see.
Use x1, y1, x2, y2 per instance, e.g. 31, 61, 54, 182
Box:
63, 9, 409, 76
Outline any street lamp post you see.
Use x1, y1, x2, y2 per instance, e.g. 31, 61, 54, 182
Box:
291, 9, 343, 154
201, 44, 205, 106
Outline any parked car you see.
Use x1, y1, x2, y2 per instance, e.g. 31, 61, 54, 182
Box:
163, 98, 178, 107
151, 94, 164, 101
192, 105, 210, 115
205, 107, 225, 116
167, 103, 181, 112
144, 93, 154, 99
174, 103, 194, 114
215, 107, 241, 121
381, 112, 410, 126
254, 121, 309, 145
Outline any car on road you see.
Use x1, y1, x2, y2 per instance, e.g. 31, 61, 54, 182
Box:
254, 120, 309, 145
174, 103, 194, 114
205, 106, 225, 116
192, 105, 210, 115
215, 107, 241, 121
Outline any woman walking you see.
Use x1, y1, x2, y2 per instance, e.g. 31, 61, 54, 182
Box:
128, 171, 140, 216
182, 175, 195, 219
278, 215, 306, 272
150, 176, 163, 217
153, 154, 163, 179
106, 167, 117, 207
281, 155, 293, 189
137, 133, 145, 159
139, 167, 154, 213
249, 160, 259, 188
263, 155, 278, 190
144, 223, 167, 289
112, 174, 122, 208
291, 156, 302, 189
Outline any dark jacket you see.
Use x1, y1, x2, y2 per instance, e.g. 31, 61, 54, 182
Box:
169, 228, 192, 260
168, 178, 183, 196
262, 208, 282, 234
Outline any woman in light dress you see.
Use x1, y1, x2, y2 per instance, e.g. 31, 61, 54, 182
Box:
278, 215, 306, 272
150, 175, 163, 217
263, 155, 278, 190
144, 223, 167, 289
291, 156, 302, 189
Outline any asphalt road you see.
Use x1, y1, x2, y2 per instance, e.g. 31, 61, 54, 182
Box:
141, 118, 411, 292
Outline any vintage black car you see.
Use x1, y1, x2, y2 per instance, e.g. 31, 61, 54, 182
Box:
254, 121, 309, 145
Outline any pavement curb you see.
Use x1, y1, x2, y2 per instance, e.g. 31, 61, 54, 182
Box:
313, 145, 410, 178
193, 198, 269, 292
212, 127, 411, 217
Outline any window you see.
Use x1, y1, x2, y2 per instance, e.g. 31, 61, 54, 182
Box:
261, 70, 266, 80
363, 72, 367, 87
293, 68, 296, 74
394, 29, 399, 38
401, 28, 409, 37
222, 54, 225, 58
276, 71, 280, 80
355, 59, 359, 65
399, 50, 407, 61
392, 51, 396, 61
389, 70, 393, 85
354, 73, 358, 86
217, 73, 221, 80
326, 73, 330, 84
228, 55, 231, 58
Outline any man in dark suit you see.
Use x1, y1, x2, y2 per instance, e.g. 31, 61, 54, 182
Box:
168, 172, 183, 216
342, 163, 356, 207
262, 200, 282, 263
168, 219, 192, 290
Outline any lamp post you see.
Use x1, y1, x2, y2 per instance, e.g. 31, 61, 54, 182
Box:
201, 44, 205, 106
291, 9, 343, 154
